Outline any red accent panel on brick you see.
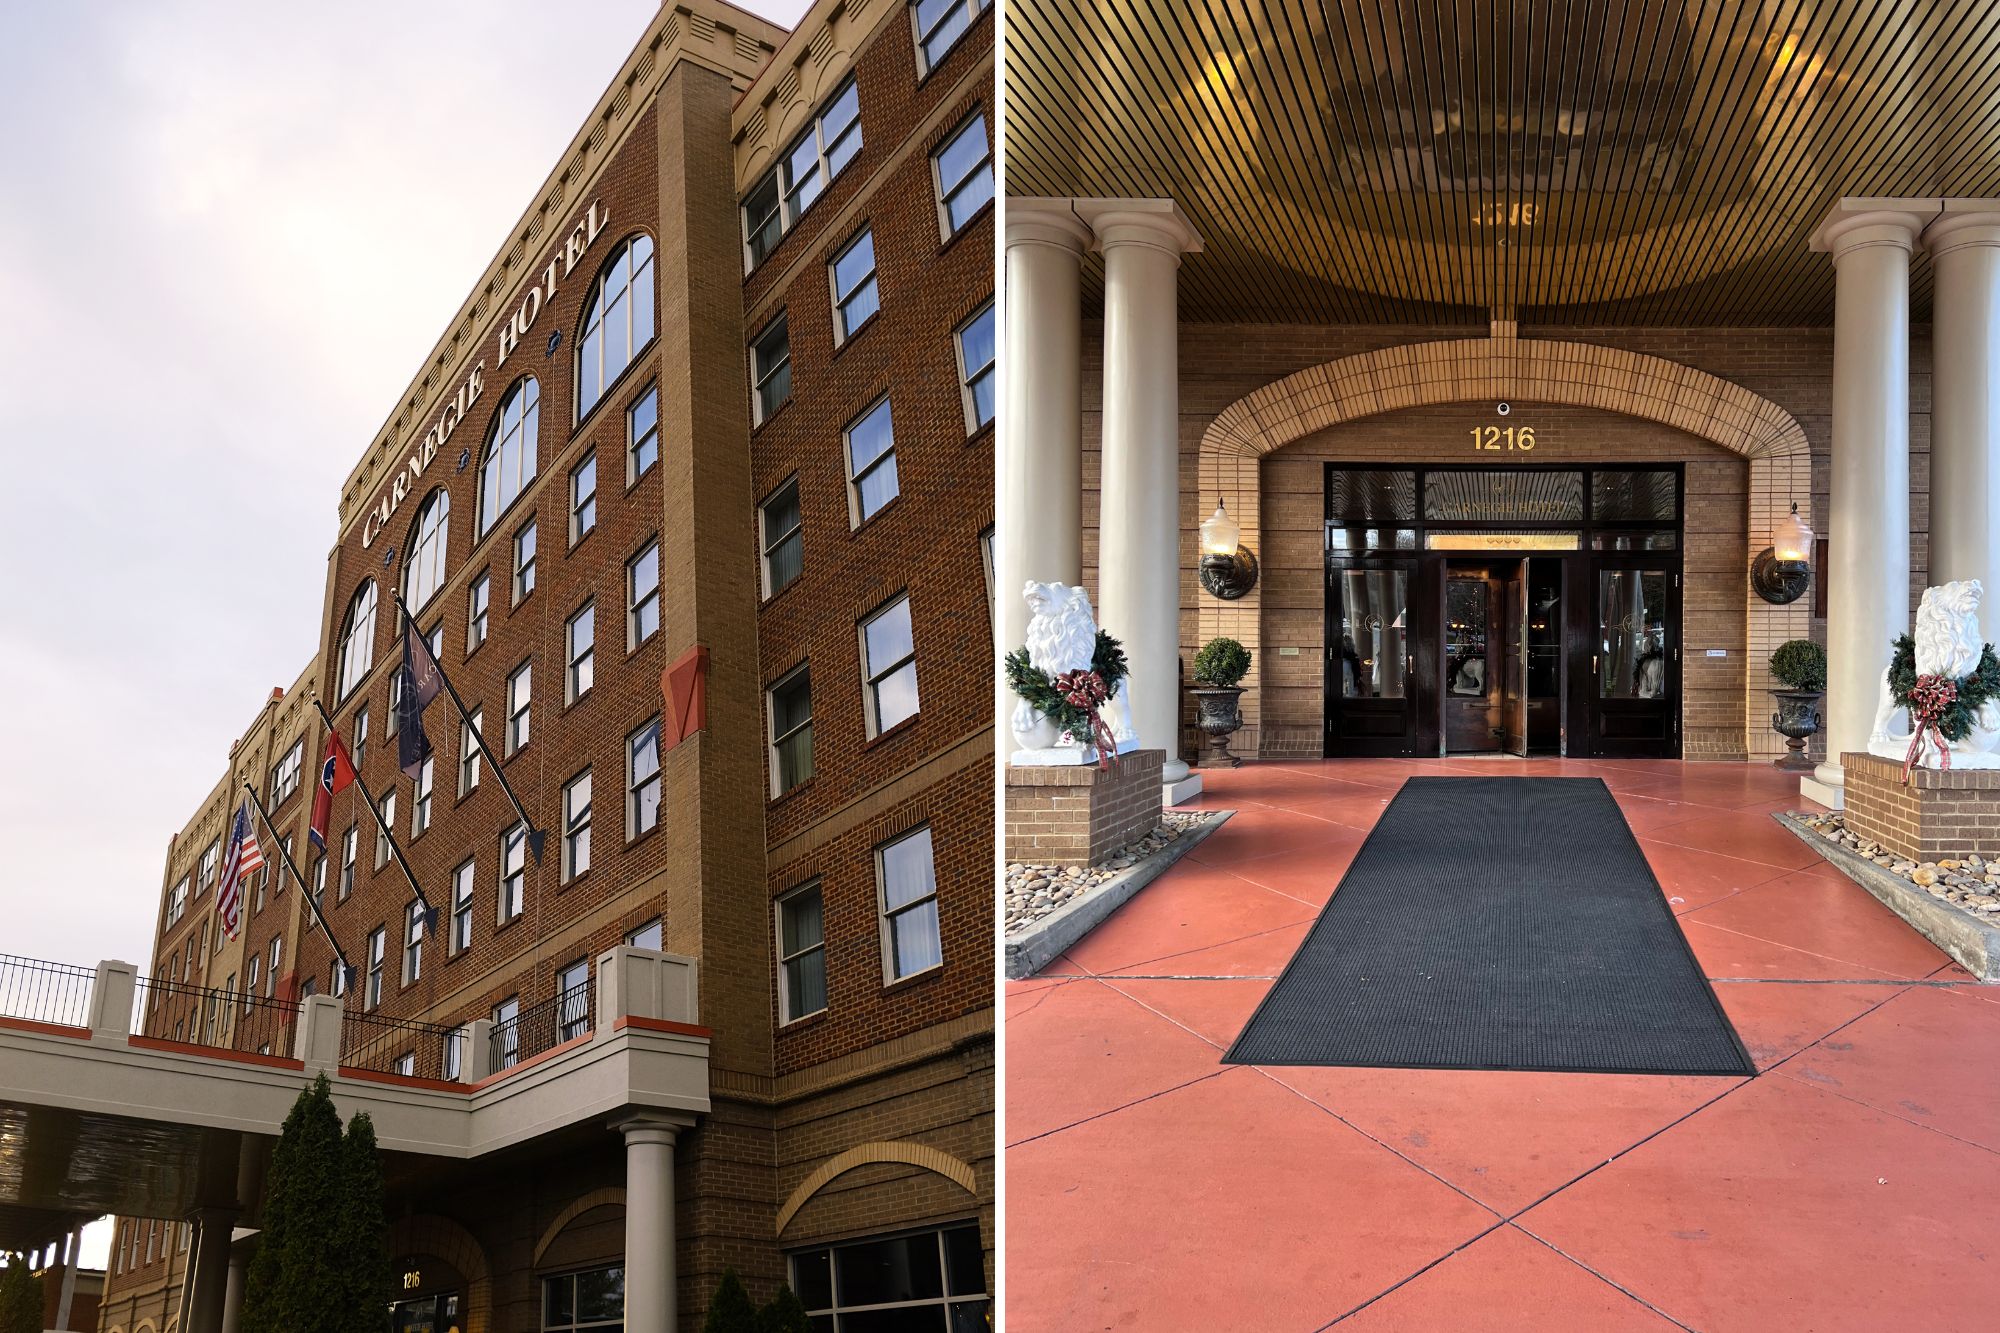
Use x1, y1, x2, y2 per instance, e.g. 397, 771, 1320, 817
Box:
662, 645, 711, 750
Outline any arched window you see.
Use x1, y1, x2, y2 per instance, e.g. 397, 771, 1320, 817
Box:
337, 580, 377, 700
480, 377, 540, 536
403, 489, 450, 612
576, 234, 656, 419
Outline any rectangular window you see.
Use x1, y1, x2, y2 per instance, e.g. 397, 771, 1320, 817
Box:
271, 739, 304, 804
562, 771, 592, 883
499, 825, 527, 922
570, 453, 597, 544
628, 540, 660, 648
339, 824, 357, 900
980, 525, 997, 629
957, 299, 996, 432
628, 384, 659, 481
845, 397, 898, 523
627, 719, 661, 838
914, 0, 988, 73
402, 900, 423, 986
451, 860, 474, 954
493, 996, 521, 1069
741, 77, 863, 269
862, 594, 920, 735
312, 852, 327, 900
626, 918, 663, 951
330, 962, 346, 998
243, 958, 258, 1012
352, 705, 369, 770
830, 227, 879, 343
566, 602, 595, 703
557, 958, 590, 1042
375, 791, 396, 868
934, 112, 994, 237
878, 825, 943, 980
514, 520, 538, 603
791, 1223, 986, 1329
467, 573, 490, 652
460, 709, 483, 796
541, 1264, 624, 1331
777, 883, 827, 1022
267, 936, 282, 996
197, 841, 219, 893
413, 756, 434, 836
365, 928, 385, 1010
751, 313, 791, 425
759, 478, 803, 597
444, 1029, 464, 1082
768, 665, 814, 796
166, 877, 189, 927
394, 1052, 415, 1078
507, 663, 532, 754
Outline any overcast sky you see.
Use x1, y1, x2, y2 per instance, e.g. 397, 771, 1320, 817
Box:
0, 0, 811, 1266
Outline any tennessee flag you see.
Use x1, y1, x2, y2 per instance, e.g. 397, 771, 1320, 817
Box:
308, 730, 358, 852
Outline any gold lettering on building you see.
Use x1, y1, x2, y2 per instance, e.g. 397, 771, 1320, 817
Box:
361, 361, 485, 549
498, 200, 610, 365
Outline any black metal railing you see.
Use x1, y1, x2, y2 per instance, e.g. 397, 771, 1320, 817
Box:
132, 974, 299, 1060
340, 1008, 468, 1083
490, 980, 592, 1072
0, 954, 97, 1029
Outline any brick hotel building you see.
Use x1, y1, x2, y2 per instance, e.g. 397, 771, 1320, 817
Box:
95, 0, 994, 1328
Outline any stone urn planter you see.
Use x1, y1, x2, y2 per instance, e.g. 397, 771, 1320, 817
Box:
1768, 638, 1827, 772
1192, 688, 1246, 767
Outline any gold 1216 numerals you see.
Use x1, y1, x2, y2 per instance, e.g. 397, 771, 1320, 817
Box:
1470, 425, 1535, 452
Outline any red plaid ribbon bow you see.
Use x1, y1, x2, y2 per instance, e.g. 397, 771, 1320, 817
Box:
1053, 669, 1118, 771
1903, 673, 1959, 783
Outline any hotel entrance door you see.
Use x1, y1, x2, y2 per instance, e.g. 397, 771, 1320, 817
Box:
1443, 558, 1564, 755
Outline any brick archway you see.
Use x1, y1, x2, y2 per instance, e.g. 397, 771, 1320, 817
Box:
1194, 337, 1814, 761
775, 1142, 978, 1237
387, 1214, 493, 1333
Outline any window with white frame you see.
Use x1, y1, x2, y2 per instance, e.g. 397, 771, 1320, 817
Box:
197, 840, 219, 893
499, 825, 527, 922
913, 0, 988, 73
353, 705, 369, 770
312, 851, 327, 901
751, 313, 791, 426
777, 882, 826, 1022
402, 900, 423, 985
413, 755, 434, 836
628, 540, 660, 647
628, 383, 659, 481
933, 112, 993, 238
557, 958, 590, 1042
569, 453, 597, 545
878, 824, 942, 979
956, 299, 996, 432
365, 927, 385, 1009
404, 489, 451, 612
541, 1264, 623, 1331
507, 662, 532, 754
566, 602, 595, 704
375, 791, 396, 868
626, 918, 663, 951
791, 1223, 986, 1329
330, 961, 346, 998
845, 397, 899, 523
387, 663, 403, 741
243, 957, 259, 1012
759, 478, 803, 597
980, 525, 996, 630
627, 719, 661, 838
861, 594, 920, 735
768, 665, 814, 796
576, 234, 656, 420
444, 1029, 465, 1082
336, 581, 378, 700
340, 824, 358, 900
741, 78, 863, 269
394, 1052, 415, 1078
480, 377, 539, 536
467, 572, 490, 652
561, 770, 592, 882
513, 519, 538, 603
450, 860, 474, 954
267, 935, 283, 996
493, 995, 521, 1068
166, 877, 189, 927
459, 709, 483, 796
830, 227, 880, 343
272, 739, 304, 804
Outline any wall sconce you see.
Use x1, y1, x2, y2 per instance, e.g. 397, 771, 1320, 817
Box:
1751, 502, 1814, 604
1198, 500, 1259, 600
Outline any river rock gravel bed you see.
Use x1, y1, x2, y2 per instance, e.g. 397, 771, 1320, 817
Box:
1797, 810, 2000, 915
1005, 811, 1221, 934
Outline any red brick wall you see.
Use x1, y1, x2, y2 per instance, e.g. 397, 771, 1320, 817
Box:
1842, 751, 2000, 862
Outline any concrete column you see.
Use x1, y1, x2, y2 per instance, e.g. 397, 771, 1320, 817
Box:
998, 200, 1093, 753
1807, 199, 1934, 803
618, 1116, 691, 1332
182, 1206, 238, 1333
55, 1228, 77, 1329
1925, 201, 2000, 603
1081, 199, 1203, 793
221, 1250, 247, 1333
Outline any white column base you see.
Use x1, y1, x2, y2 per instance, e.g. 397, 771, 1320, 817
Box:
1801, 763, 1845, 810
1165, 773, 1204, 807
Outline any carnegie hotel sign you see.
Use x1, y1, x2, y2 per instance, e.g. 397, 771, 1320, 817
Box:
360, 200, 613, 550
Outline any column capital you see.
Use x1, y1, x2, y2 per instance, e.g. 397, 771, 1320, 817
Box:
1006, 198, 1093, 254
612, 1111, 696, 1146
1076, 198, 1203, 258
1810, 197, 1940, 260
1923, 199, 2000, 257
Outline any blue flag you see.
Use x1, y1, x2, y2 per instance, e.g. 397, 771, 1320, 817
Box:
397, 621, 444, 781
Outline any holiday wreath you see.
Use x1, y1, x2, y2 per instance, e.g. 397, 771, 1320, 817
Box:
1005, 630, 1130, 756
1885, 631, 2000, 777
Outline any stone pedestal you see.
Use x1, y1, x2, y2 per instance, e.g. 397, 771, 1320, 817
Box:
1007, 749, 1165, 866
1841, 751, 2000, 862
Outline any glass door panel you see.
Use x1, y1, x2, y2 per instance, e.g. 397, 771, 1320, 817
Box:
1589, 563, 1678, 756
1328, 563, 1415, 755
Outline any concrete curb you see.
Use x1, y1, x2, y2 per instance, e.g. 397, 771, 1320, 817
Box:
1005, 810, 1235, 980
1775, 812, 2000, 983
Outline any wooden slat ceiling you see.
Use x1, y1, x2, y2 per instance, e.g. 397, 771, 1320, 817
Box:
1005, 0, 2000, 325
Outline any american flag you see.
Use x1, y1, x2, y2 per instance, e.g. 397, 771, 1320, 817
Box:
217, 798, 263, 941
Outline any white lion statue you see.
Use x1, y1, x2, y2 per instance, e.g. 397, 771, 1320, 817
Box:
1867, 579, 2000, 769
1011, 580, 1138, 762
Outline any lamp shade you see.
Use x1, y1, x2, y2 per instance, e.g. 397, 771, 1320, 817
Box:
1200, 501, 1241, 556
1771, 502, 1814, 563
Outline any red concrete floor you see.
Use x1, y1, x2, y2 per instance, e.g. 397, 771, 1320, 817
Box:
1004, 759, 2000, 1332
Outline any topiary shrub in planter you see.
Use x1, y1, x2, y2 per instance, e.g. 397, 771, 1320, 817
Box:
1190, 637, 1253, 766
1769, 638, 1827, 771
1770, 638, 1827, 692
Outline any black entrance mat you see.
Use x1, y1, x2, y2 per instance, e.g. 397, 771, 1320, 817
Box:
1224, 777, 1754, 1075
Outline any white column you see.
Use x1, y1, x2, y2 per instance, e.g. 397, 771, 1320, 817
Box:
1807, 200, 1934, 801
1925, 201, 2000, 603
182, 1206, 237, 1333
1081, 200, 1203, 790
54, 1228, 77, 1329
999, 201, 1092, 753
618, 1116, 689, 1332
221, 1250, 247, 1333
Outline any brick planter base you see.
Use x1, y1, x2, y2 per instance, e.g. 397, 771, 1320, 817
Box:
1841, 751, 2000, 863
1005, 750, 1165, 867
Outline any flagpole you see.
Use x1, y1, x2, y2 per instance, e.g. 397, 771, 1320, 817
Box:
391, 587, 547, 863
241, 780, 356, 988
311, 697, 441, 932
